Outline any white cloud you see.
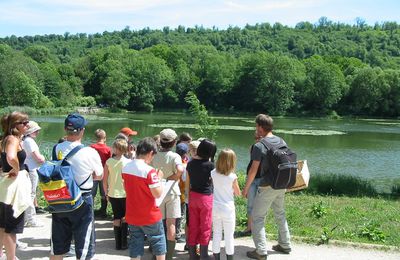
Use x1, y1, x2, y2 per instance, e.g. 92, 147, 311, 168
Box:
35, 0, 184, 13
221, 0, 326, 12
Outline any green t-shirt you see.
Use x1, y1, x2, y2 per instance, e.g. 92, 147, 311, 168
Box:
106, 157, 131, 198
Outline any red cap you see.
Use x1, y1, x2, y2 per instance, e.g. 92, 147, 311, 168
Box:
120, 127, 138, 136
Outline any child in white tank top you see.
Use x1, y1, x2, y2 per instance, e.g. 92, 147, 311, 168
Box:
211, 149, 241, 259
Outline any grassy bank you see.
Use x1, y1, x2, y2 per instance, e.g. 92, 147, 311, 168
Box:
235, 173, 400, 247
235, 193, 400, 247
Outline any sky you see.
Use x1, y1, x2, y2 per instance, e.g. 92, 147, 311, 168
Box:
0, 0, 399, 37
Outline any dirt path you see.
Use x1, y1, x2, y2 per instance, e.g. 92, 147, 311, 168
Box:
14, 214, 399, 260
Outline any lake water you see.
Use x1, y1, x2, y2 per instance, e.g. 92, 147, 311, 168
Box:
31, 112, 400, 192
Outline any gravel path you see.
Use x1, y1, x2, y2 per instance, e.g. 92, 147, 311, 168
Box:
14, 214, 399, 260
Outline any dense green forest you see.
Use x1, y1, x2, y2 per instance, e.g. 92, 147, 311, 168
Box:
1, 17, 400, 117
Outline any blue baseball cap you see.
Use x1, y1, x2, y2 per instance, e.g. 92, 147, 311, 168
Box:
176, 142, 189, 156
64, 113, 87, 132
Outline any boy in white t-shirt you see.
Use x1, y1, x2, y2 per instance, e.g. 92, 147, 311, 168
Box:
50, 113, 103, 260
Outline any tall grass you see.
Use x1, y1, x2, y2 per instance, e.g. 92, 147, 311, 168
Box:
391, 180, 400, 198
304, 174, 378, 197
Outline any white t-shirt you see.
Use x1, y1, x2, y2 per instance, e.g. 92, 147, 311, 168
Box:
55, 141, 103, 192
22, 136, 40, 171
211, 169, 237, 212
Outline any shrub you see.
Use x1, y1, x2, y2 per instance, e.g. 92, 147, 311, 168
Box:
310, 201, 328, 219
359, 221, 386, 242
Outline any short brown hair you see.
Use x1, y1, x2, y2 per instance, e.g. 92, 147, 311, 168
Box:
255, 114, 273, 132
216, 149, 237, 176
94, 129, 106, 141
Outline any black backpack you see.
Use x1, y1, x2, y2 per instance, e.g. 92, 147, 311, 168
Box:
260, 138, 298, 189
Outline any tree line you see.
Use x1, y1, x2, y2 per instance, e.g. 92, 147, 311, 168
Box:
1, 17, 399, 117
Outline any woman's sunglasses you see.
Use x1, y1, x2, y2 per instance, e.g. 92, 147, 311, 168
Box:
16, 121, 29, 126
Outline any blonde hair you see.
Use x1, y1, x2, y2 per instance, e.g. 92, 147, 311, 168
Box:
112, 138, 128, 154
94, 129, 106, 141
189, 140, 200, 157
216, 148, 237, 176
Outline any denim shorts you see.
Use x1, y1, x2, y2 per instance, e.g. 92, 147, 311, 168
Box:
128, 220, 166, 257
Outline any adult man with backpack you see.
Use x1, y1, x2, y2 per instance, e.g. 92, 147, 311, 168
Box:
242, 114, 294, 260
49, 113, 103, 260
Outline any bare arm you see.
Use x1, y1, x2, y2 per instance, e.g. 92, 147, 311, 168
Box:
167, 164, 184, 181
233, 178, 241, 196
93, 171, 103, 180
32, 150, 45, 164
242, 160, 260, 198
102, 164, 110, 195
185, 171, 191, 199
5, 136, 21, 177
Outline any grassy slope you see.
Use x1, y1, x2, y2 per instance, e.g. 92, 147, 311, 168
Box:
235, 193, 400, 247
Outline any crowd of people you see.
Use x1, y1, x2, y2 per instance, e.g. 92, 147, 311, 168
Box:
0, 112, 292, 260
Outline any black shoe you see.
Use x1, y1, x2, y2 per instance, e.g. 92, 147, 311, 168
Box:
120, 222, 128, 250
35, 207, 47, 214
272, 244, 291, 254
246, 250, 267, 260
113, 226, 122, 250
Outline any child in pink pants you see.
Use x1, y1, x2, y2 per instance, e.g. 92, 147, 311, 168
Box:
186, 139, 217, 259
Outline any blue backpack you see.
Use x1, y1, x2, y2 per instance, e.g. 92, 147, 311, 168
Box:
37, 145, 90, 213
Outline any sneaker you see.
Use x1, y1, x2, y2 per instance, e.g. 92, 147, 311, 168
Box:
272, 244, 291, 254
176, 236, 186, 243
16, 240, 28, 250
25, 220, 44, 228
64, 245, 75, 257
246, 250, 267, 260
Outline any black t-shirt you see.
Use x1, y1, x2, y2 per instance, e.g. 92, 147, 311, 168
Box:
246, 144, 262, 179
187, 158, 214, 195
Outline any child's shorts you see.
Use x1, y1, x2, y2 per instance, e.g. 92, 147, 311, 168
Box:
109, 197, 126, 220
128, 220, 166, 257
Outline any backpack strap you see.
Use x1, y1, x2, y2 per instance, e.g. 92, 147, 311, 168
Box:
78, 175, 92, 192
260, 137, 284, 151
62, 145, 92, 191
60, 145, 84, 167
62, 145, 84, 163
52, 145, 57, 161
